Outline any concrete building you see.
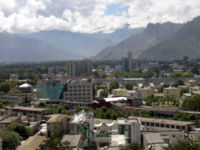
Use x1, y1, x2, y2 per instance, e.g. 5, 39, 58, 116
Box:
141, 88, 154, 98
64, 79, 93, 102
66, 59, 92, 77
6, 106, 52, 121
122, 51, 133, 72
118, 118, 141, 144
0, 116, 21, 130
163, 87, 180, 99
112, 89, 128, 97
143, 133, 168, 150
137, 117, 195, 132
47, 114, 71, 137
61, 134, 82, 149
69, 111, 94, 147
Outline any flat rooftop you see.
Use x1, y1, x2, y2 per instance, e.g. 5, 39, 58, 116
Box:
0, 116, 20, 124
143, 133, 164, 144
137, 117, 195, 126
61, 134, 81, 147
6, 106, 51, 112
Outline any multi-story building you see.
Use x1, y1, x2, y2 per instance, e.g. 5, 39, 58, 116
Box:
63, 79, 93, 102
6, 106, 52, 121
122, 51, 133, 72
141, 87, 154, 98
69, 111, 94, 147
163, 87, 180, 99
112, 89, 128, 97
118, 118, 141, 144
66, 59, 92, 77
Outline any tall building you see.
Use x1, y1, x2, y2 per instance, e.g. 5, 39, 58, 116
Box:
63, 79, 93, 102
122, 51, 133, 72
66, 59, 92, 76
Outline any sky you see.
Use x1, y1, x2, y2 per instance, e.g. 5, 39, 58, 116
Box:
0, 0, 200, 33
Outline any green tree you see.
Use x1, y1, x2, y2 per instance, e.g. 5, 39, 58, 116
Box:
0, 82, 10, 93
0, 130, 22, 150
109, 81, 119, 93
165, 140, 200, 150
125, 82, 133, 90
100, 89, 108, 98
6, 123, 30, 139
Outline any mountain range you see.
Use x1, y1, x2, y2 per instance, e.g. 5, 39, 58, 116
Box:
0, 25, 143, 62
94, 16, 200, 60
1, 16, 200, 62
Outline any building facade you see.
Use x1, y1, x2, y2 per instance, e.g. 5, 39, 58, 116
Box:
66, 59, 92, 77
63, 80, 93, 102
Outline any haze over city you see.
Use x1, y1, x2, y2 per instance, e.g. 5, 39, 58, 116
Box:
1, 1, 200, 150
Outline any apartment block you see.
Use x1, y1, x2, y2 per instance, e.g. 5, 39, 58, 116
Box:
163, 87, 180, 99
66, 59, 92, 77
64, 79, 93, 102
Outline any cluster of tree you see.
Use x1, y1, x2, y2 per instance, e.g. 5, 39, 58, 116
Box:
116, 70, 154, 79
0, 123, 31, 150
0, 61, 67, 84
40, 123, 70, 150
109, 81, 119, 93
0, 100, 13, 109
169, 72, 194, 78
144, 95, 178, 107
172, 113, 197, 122
165, 139, 200, 150
182, 94, 200, 111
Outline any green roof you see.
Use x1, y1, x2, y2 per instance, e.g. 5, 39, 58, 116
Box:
36, 83, 64, 100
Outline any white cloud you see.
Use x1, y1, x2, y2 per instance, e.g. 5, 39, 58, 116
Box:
0, 0, 200, 33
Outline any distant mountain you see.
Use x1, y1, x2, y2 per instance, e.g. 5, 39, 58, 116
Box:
0, 26, 143, 62
140, 16, 200, 60
0, 33, 74, 62
17, 26, 143, 58
93, 22, 182, 60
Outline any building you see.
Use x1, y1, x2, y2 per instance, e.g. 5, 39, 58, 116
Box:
141, 88, 154, 98
163, 87, 180, 99
17, 134, 46, 150
47, 114, 71, 136
18, 83, 33, 93
66, 59, 92, 77
0, 116, 21, 130
112, 89, 128, 97
36, 81, 65, 100
63, 79, 93, 102
6, 106, 52, 121
61, 134, 82, 149
143, 133, 168, 150
122, 51, 133, 72
117, 118, 141, 144
69, 111, 94, 147
137, 117, 195, 132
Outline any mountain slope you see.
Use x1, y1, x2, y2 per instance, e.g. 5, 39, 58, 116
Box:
139, 17, 200, 60
0, 26, 143, 62
19, 26, 143, 58
93, 22, 182, 60
0, 33, 76, 62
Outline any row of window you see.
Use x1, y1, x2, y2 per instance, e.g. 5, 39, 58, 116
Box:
141, 122, 186, 130
65, 93, 91, 96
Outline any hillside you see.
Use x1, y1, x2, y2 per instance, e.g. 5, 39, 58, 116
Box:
93, 22, 182, 60
139, 17, 200, 60
0, 26, 143, 62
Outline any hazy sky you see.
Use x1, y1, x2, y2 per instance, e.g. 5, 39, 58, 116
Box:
0, 0, 200, 33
